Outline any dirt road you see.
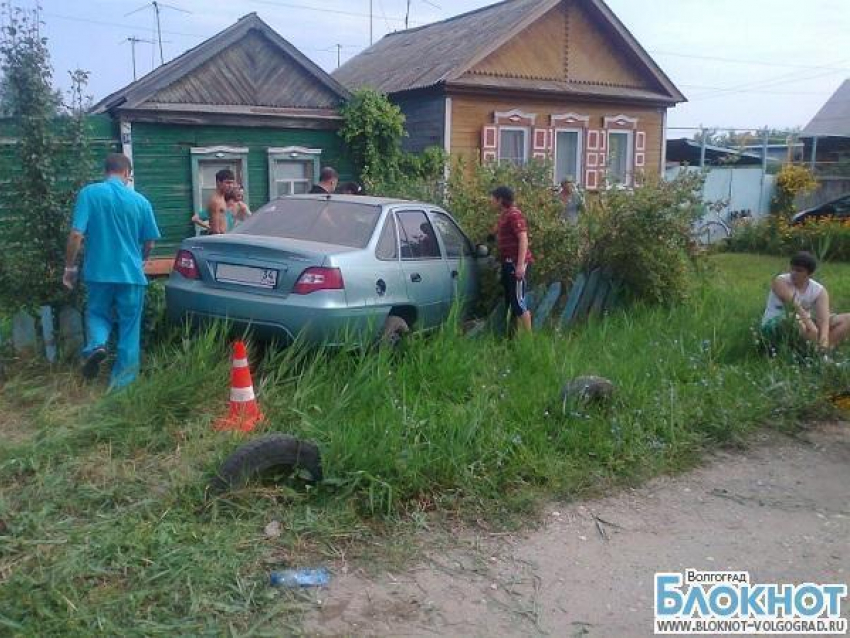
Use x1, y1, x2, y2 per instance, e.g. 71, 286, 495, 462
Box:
302, 424, 849, 637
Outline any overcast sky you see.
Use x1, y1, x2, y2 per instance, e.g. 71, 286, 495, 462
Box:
31, 0, 850, 134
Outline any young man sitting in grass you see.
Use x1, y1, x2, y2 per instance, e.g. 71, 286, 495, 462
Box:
761, 251, 850, 350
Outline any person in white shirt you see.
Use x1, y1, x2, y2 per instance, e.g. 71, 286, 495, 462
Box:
761, 252, 850, 350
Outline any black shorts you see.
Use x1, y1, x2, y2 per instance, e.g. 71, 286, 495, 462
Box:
501, 261, 530, 317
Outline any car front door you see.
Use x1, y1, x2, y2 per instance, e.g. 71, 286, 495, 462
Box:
395, 209, 451, 328
833, 195, 850, 219
430, 210, 478, 316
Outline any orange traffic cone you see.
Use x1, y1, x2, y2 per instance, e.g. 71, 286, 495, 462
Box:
215, 340, 264, 433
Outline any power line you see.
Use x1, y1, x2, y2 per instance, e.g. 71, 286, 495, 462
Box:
43, 11, 363, 55
43, 6, 847, 96
667, 126, 803, 133
43, 3, 846, 69
376, 0, 393, 31
43, 11, 205, 39
687, 57, 850, 101
688, 71, 847, 101
47, 8, 849, 76
648, 50, 850, 73
679, 84, 833, 96
249, 0, 407, 23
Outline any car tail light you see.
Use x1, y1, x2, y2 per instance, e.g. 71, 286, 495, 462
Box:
174, 249, 200, 280
293, 267, 344, 294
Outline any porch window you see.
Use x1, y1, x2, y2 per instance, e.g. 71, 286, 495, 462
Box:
272, 160, 313, 196
267, 147, 322, 199
554, 129, 583, 184
499, 127, 529, 166
607, 131, 633, 185
190, 146, 249, 214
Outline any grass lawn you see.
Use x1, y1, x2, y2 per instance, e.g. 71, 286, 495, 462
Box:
1, 253, 849, 635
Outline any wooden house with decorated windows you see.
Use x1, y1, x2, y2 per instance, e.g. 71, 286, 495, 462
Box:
334, 0, 685, 190
91, 13, 352, 263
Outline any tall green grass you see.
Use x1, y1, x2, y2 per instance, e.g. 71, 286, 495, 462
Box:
1, 253, 849, 634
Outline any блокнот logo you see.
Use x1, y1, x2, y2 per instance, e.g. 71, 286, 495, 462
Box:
655, 570, 847, 635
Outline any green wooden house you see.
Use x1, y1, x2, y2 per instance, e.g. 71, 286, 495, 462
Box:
91, 13, 353, 260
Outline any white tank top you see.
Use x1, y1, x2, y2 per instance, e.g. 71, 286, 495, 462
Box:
762, 273, 824, 325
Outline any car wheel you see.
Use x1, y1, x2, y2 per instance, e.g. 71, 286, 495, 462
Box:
381, 315, 410, 348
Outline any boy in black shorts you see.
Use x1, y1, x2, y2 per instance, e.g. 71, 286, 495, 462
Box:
491, 186, 533, 333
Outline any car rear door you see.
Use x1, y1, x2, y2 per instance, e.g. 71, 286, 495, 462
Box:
395, 208, 451, 328
429, 210, 478, 316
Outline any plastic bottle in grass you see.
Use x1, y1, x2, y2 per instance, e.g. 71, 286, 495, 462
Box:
270, 568, 331, 588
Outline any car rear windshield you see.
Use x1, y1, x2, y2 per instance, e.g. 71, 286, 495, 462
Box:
232, 199, 381, 248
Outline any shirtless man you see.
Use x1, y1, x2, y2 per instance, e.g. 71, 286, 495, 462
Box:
761, 251, 850, 350
191, 169, 236, 234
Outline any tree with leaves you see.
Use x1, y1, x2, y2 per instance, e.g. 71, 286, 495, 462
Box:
338, 89, 407, 187
0, 5, 91, 312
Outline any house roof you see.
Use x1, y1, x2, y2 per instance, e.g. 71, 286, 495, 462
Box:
802, 79, 850, 138
333, 0, 684, 104
666, 138, 763, 166
92, 13, 350, 116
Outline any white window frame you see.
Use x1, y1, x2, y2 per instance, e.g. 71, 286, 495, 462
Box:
553, 127, 584, 185
606, 130, 634, 187
190, 146, 249, 215
498, 126, 530, 166
267, 146, 322, 199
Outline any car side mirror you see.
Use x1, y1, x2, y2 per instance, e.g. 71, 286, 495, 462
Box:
475, 244, 489, 258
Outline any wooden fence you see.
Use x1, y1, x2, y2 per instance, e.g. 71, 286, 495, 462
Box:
470, 268, 622, 337
4, 306, 84, 363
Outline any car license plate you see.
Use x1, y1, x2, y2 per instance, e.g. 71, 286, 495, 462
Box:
216, 263, 278, 289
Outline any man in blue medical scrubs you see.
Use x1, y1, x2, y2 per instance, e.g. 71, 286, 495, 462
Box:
62, 153, 161, 389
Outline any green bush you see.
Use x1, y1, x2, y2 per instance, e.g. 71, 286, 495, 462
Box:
141, 279, 173, 350
338, 88, 407, 185
369, 156, 579, 308
772, 164, 818, 218
370, 157, 705, 308
446, 157, 579, 287
578, 172, 705, 305
371, 145, 449, 203
728, 217, 850, 262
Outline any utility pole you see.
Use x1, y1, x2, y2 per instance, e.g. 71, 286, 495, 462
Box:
758, 127, 770, 215
369, 0, 373, 45
125, 1, 190, 67
810, 136, 818, 172
335, 44, 342, 69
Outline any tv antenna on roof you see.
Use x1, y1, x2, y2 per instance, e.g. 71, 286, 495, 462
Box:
405, 0, 441, 29
125, 1, 190, 66
121, 36, 154, 81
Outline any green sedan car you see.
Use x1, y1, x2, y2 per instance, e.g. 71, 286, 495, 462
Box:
165, 195, 486, 345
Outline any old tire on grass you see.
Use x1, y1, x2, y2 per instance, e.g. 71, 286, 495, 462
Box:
560, 376, 616, 406
211, 434, 322, 493
380, 315, 410, 348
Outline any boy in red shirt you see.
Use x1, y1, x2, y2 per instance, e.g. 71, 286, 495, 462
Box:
491, 186, 533, 333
